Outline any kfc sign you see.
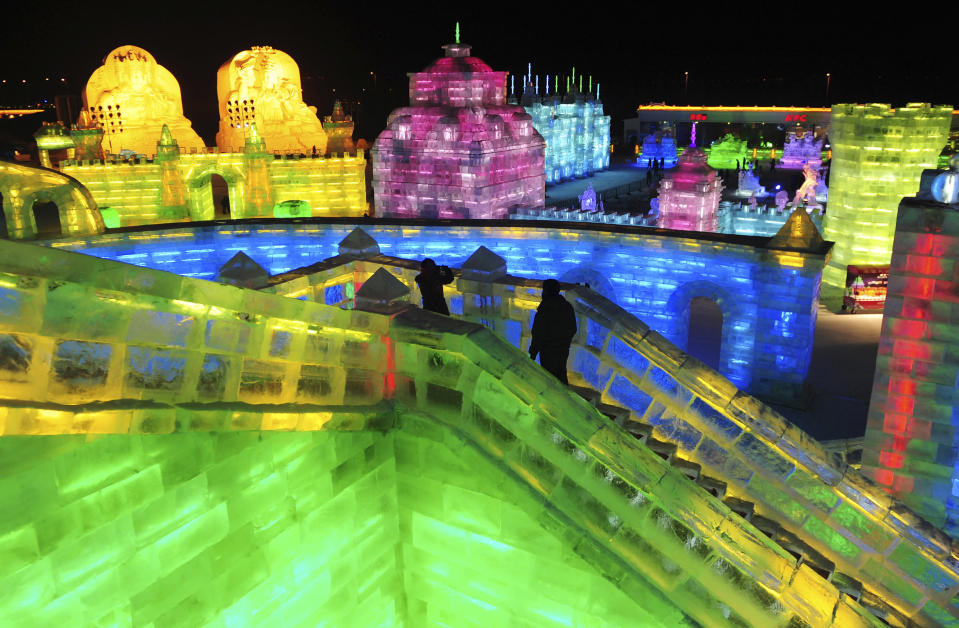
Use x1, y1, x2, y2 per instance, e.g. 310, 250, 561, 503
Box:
689, 113, 708, 121
785, 114, 807, 122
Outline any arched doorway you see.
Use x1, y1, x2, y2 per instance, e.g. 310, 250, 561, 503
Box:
687, 296, 723, 370
211, 173, 230, 218
32, 200, 62, 237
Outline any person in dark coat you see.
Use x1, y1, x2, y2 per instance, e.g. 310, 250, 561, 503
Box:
415, 258, 454, 315
529, 279, 577, 384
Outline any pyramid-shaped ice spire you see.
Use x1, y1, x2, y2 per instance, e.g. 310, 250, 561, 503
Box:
338, 227, 380, 258
216, 252, 269, 289
460, 246, 506, 281
768, 205, 826, 251
158, 124, 175, 146
353, 268, 411, 313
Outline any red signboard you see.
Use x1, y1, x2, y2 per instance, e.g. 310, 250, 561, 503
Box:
785, 114, 807, 122
689, 113, 708, 121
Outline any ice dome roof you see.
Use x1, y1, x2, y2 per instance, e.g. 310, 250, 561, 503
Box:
419, 43, 494, 74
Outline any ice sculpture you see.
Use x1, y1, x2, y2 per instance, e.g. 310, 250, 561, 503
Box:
323, 100, 355, 155
791, 163, 822, 208
639, 131, 678, 168
82, 45, 204, 156
656, 146, 723, 231
780, 131, 823, 170
706, 133, 747, 169
216, 46, 328, 155
821, 103, 952, 294
524, 84, 610, 183
775, 190, 789, 212
734, 163, 767, 197
372, 39, 545, 219
579, 184, 597, 212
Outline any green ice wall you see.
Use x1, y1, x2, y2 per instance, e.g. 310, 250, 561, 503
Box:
0, 426, 683, 626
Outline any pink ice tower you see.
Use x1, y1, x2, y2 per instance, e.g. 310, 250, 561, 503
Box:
372, 41, 546, 219
656, 146, 723, 231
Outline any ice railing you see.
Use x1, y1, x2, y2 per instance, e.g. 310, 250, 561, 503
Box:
0, 240, 877, 627
266, 254, 959, 625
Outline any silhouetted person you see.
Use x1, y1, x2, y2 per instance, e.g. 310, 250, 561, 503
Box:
219, 196, 229, 216
529, 279, 577, 385
311, 145, 318, 158
415, 258, 454, 315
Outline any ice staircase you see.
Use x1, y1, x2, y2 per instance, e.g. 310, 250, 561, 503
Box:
266, 249, 959, 626
567, 382, 900, 625
0, 238, 956, 625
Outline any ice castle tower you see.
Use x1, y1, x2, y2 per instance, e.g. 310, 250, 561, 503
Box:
372, 37, 545, 219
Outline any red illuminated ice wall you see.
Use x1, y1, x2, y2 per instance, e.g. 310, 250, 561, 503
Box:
656, 146, 723, 232
371, 42, 545, 219
863, 165, 959, 535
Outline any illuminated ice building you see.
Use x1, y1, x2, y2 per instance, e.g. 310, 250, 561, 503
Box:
821, 103, 952, 295
372, 39, 545, 219
522, 77, 610, 183
780, 131, 824, 170
657, 146, 723, 231
707, 133, 747, 170
863, 157, 959, 534
640, 130, 678, 168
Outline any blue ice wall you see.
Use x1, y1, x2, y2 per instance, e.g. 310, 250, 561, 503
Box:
48, 221, 824, 400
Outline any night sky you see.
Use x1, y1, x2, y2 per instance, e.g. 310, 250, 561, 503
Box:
1, 2, 955, 144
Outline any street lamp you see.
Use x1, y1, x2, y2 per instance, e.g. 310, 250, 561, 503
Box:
684, 71, 689, 104
825, 73, 831, 106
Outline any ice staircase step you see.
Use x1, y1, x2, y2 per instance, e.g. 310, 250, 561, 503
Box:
569, 384, 601, 406
696, 475, 727, 500
723, 496, 754, 521
573, 381, 908, 627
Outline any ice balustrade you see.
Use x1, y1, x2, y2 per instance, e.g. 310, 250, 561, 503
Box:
0, 238, 886, 626
267, 252, 959, 625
